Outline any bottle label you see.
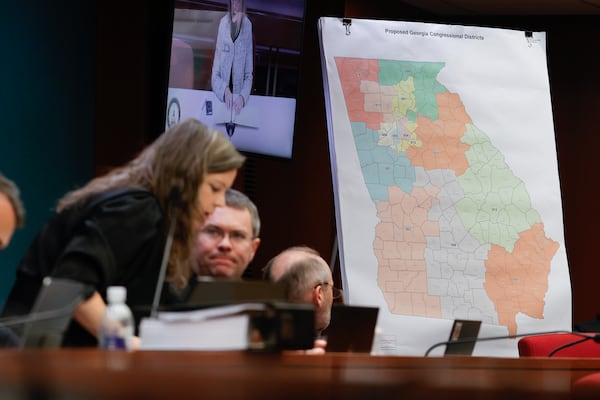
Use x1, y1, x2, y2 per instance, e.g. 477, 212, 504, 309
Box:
102, 335, 127, 350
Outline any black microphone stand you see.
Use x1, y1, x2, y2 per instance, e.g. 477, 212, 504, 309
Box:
150, 188, 180, 319
424, 330, 576, 357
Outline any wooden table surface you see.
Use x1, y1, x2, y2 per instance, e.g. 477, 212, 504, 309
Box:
0, 349, 599, 399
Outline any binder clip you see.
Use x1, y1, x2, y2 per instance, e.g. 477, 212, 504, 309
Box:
342, 18, 352, 35
525, 31, 539, 48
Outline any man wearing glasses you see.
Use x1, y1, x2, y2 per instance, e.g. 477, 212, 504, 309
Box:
263, 247, 342, 336
193, 189, 260, 279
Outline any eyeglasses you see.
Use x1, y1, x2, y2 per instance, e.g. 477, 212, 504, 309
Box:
200, 225, 252, 245
314, 282, 343, 300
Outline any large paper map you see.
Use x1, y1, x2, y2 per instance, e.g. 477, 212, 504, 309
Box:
319, 18, 571, 356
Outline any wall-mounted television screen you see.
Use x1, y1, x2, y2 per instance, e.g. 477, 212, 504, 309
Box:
166, 0, 306, 159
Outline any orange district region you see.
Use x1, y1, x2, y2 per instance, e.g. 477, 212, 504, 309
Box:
335, 57, 384, 131
375, 186, 441, 317
407, 92, 472, 176
484, 223, 559, 336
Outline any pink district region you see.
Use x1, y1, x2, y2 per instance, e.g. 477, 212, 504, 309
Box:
375, 186, 441, 317
334, 57, 384, 131
407, 92, 472, 176
484, 223, 559, 336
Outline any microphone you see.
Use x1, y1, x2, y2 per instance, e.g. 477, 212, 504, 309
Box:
150, 186, 181, 318
0, 298, 83, 328
424, 330, 589, 357
0, 296, 84, 349
168, 185, 181, 206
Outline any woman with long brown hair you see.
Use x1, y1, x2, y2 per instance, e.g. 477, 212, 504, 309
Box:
2, 118, 245, 348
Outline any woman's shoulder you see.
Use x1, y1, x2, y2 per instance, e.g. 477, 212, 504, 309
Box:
87, 188, 162, 219
92, 187, 157, 205
218, 14, 229, 27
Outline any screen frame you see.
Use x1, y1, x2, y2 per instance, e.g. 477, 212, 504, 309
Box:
164, 0, 307, 159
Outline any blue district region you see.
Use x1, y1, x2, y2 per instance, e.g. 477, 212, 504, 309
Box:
351, 122, 415, 202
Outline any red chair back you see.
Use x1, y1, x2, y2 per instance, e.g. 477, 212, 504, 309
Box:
518, 333, 600, 357
573, 372, 600, 399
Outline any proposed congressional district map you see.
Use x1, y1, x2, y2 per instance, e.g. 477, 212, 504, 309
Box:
318, 17, 571, 356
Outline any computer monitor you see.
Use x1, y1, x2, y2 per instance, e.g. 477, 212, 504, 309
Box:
186, 277, 286, 307
325, 304, 379, 353
165, 0, 306, 159
444, 319, 482, 356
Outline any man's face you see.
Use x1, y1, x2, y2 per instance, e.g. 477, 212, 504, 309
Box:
0, 194, 16, 251
315, 262, 335, 332
195, 205, 260, 279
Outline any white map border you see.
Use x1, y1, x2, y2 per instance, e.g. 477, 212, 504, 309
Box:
319, 17, 571, 357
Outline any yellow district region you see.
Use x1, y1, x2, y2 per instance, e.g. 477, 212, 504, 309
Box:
392, 77, 416, 117
373, 79, 420, 153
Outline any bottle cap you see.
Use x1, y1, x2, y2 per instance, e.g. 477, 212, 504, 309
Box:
107, 286, 127, 304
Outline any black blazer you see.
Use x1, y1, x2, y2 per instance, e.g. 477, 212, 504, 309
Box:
2, 188, 167, 346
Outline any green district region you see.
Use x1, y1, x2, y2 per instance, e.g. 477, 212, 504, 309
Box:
456, 124, 541, 252
378, 60, 447, 122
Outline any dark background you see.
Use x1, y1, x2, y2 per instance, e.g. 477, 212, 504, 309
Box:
0, 0, 598, 327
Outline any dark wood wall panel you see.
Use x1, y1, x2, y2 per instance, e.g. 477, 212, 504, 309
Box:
546, 20, 600, 324
238, 0, 344, 278
95, 0, 173, 176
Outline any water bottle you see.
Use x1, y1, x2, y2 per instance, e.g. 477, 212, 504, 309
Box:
99, 286, 134, 350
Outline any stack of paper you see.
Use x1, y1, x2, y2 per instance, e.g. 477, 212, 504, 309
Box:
139, 303, 267, 351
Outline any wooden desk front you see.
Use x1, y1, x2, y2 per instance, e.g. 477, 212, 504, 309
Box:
0, 350, 599, 399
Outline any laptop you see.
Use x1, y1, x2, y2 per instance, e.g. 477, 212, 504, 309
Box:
185, 277, 287, 308
21, 277, 86, 348
444, 319, 482, 356
325, 304, 379, 353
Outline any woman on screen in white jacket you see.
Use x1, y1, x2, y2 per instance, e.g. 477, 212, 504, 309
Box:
211, 0, 253, 117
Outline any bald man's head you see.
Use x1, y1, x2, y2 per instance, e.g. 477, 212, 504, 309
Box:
262, 246, 320, 282
263, 246, 336, 333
